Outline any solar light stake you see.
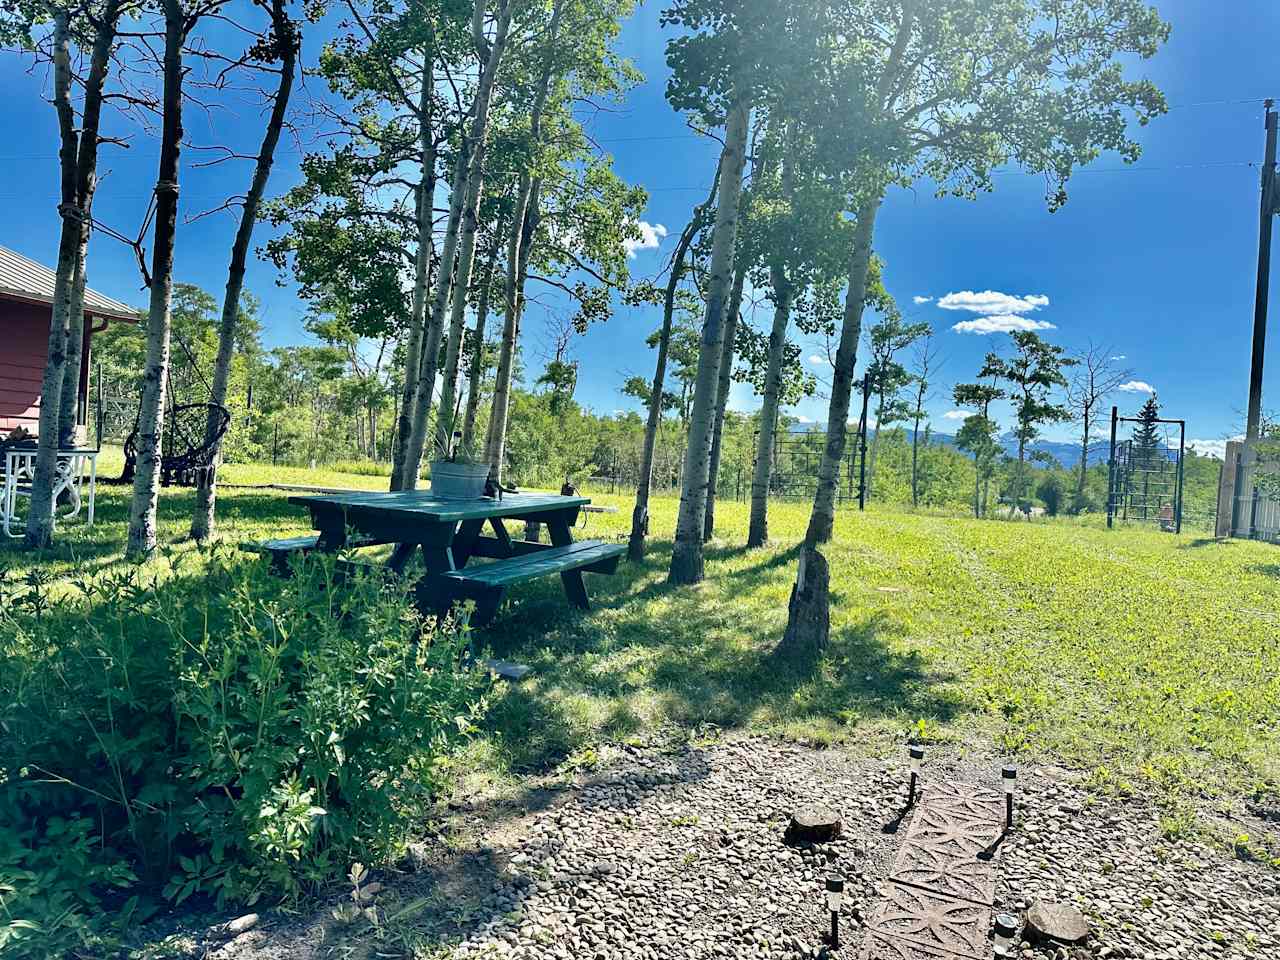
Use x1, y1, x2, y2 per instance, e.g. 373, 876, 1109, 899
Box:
1002, 765, 1017, 829
825, 877, 844, 950
908, 746, 924, 805
993, 913, 1018, 957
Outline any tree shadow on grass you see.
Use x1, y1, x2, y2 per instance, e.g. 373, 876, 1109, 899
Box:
1247, 563, 1280, 579
470, 533, 965, 774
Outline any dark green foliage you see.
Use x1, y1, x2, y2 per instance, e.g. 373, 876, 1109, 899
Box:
1131, 394, 1163, 463
0, 549, 487, 956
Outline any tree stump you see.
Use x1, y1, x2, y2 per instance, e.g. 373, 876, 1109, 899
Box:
1025, 900, 1089, 944
785, 804, 842, 844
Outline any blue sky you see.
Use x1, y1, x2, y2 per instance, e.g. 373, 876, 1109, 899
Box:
2, 0, 1278, 456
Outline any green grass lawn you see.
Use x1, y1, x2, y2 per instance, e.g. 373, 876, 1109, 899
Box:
3, 466, 1277, 816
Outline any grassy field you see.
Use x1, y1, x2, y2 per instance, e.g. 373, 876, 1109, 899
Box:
3, 461, 1278, 819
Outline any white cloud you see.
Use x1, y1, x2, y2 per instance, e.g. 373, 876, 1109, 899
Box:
1118, 380, 1155, 394
913, 295, 933, 305
937, 290, 1050, 314
623, 220, 668, 257
807, 353, 830, 366
952, 315, 1057, 335
1110, 354, 1127, 361
1187, 436, 1243, 461
942, 410, 969, 421
795, 415, 814, 424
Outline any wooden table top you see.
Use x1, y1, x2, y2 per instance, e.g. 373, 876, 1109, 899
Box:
286, 490, 591, 524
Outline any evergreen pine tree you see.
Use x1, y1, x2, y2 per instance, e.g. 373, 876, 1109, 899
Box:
1130, 394, 1165, 519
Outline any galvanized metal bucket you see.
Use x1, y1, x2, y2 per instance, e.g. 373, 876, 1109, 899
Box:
429, 460, 489, 500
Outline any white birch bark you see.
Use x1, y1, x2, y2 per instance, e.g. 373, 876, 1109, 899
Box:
126, 0, 185, 558
668, 96, 751, 585
431, 0, 515, 453
391, 52, 435, 490
24, 9, 79, 549
702, 258, 745, 542
191, 3, 296, 539
746, 268, 794, 548
627, 195, 710, 561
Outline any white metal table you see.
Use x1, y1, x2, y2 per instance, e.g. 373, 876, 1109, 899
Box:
2, 447, 98, 537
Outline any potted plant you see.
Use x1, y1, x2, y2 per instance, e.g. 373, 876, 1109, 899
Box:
429, 432, 490, 500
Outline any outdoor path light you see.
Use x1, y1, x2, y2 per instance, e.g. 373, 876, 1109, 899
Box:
1002, 765, 1017, 829
993, 912, 1018, 957
908, 746, 924, 805
825, 876, 844, 950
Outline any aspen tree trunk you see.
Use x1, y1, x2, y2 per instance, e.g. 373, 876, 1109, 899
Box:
432, 0, 515, 452
803, 197, 880, 547
57, 253, 86, 447
702, 259, 745, 542
461, 233, 500, 449
192, 3, 295, 540
778, 194, 881, 652
668, 96, 751, 585
781, 0, 914, 656
484, 1, 563, 479
484, 178, 539, 480
746, 271, 793, 548
1076, 406, 1091, 498
627, 199, 708, 562
404, 106, 472, 483
911, 384, 926, 508
25, 10, 79, 549
391, 52, 435, 490
127, 0, 185, 559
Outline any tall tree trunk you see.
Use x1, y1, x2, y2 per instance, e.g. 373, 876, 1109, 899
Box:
461, 231, 500, 449
627, 193, 710, 562
668, 96, 751, 585
432, 0, 516, 452
391, 52, 436, 490
57, 254, 86, 447
403, 96, 473, 483
778, 193, 882, 653
191, 2, 296, 540
483, 1, 563, 479
910, 365, 928, 508
803, 196, 881, 547
702, 258, 745, 542
484, 177, 539, 480
126, 0, 185, 559
26, 1, 119, 548
781, 0, 913, 655
1076, 406, 1091, 498
25, 11, 79, 549
747, 269, 793, 548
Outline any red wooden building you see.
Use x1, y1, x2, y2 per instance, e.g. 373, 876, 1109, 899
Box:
0, 244, 138, 439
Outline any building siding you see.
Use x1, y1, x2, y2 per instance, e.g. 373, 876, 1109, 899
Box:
1, 299, 94, 435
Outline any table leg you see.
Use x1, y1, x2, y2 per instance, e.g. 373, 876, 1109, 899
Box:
545, 512, 589, 610
489, 517, 515, 556
2, 468, 14, 538
388, 542, 419, 572
450, 518, 486, 568
87, 455, 96, 527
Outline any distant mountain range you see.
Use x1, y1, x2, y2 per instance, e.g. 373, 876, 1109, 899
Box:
787, 422, 1109, 468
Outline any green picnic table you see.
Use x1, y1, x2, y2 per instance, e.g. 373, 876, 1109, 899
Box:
258, 490, 624, 626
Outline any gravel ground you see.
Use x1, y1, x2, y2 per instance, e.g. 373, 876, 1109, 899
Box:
195, 736, 1279, 960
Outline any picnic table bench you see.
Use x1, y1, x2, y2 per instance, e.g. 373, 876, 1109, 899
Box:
253, 490, 623, 626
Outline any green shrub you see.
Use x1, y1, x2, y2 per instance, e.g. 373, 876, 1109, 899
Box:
0, 548, 488, 957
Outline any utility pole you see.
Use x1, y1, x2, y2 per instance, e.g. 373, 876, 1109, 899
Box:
1247, 100, 1278, 441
